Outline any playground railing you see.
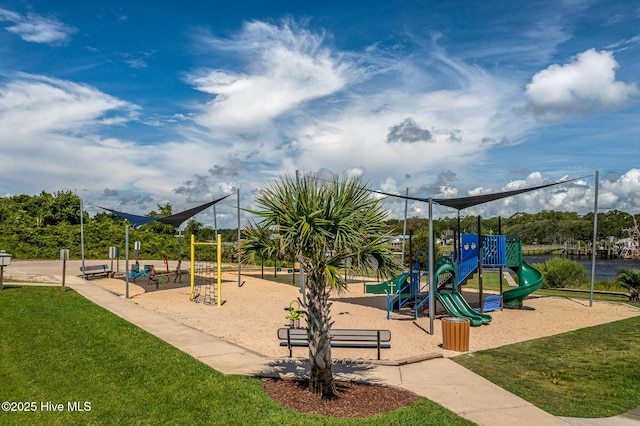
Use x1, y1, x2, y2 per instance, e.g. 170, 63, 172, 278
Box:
457, 256, 478, 285
482, 235, 507, 267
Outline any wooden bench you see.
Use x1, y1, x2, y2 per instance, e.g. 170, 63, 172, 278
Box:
80, 264, 113, 279
277, 328, 391, 360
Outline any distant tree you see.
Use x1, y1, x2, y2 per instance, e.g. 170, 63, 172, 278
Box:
184, 219, 204, 237
410, 227, 442, 266
146, 203, 175, 235
48, 191, 81, 225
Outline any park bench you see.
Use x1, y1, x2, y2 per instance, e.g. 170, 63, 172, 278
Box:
80, 264, 113, 279
277, 327, 391, 360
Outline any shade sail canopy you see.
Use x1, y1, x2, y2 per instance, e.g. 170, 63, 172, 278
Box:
433, 178, 582, 210
373, 177, 585, 211
95, 194, 231, 228
94, 209, 158, 228
156, 195, 231, 227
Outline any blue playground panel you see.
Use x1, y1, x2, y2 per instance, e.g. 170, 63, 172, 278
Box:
483, 295, 502, 312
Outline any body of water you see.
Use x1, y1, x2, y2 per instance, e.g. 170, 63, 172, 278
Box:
523, 255, 640, 281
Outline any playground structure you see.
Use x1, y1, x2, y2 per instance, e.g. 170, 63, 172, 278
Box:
617, 217, 640, 259
190, 234, 222, 307
127, 264, 153, 281
365, 234, 543, 324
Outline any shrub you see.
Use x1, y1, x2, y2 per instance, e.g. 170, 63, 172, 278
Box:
538, 257, 588, 288
616, 269, 640, 302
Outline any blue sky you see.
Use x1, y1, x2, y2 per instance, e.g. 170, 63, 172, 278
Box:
1, 0, 639, 228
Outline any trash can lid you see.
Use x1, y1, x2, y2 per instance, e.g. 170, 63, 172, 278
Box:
444, 317, 470, 323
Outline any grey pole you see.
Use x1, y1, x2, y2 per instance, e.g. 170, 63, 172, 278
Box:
590, 170, 599, 307
214, 204, 218, 240
80, 197, 85, 279
428, 197, 435, 334
401, 188, 409, 267
237, 187, 242, 287
295, 170, 306, 305
125, 225, 130, 299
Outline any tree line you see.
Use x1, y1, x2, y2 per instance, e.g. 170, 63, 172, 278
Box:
0, 191, 637, 260
0, 191, 236, 260
385, 209, 638, 247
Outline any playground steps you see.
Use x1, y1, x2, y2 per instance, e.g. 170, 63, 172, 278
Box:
394, 293, 430, 318
458, 271, 476, 286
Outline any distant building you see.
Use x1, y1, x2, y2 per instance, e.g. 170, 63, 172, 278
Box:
388, 235, 410, 252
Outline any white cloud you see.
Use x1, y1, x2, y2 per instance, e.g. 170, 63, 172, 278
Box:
186, 20, 348, 130
0, 75, 145, 195
0, 74, 138, 137
292, 79, 525, 188
179, 20, 558, 217
0, 74, 246, 215
0, 8, 76, 45
525, 49, 639, 120
599, 169, 640, 212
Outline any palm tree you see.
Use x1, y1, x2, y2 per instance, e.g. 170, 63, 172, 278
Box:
241, 173, 401, 398
242, 223, 281, 278
616, 269, 640, 302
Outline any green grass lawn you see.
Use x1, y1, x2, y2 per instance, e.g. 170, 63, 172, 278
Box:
454, 316, 640, 418
0, 286, 471, 426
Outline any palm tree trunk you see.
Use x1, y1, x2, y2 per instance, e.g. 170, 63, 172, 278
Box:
306, 276, 335, 398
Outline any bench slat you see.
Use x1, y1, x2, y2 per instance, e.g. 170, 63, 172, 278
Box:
331, 343, 391, 349
279, 342, 391, 349
277, 328, 391, 360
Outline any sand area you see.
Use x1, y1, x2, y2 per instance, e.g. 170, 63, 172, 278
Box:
6, 260, 640, 361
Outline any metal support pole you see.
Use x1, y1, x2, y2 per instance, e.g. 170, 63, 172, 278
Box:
428, 197, 435, 334
477, 215, 483, 313
401, 188, 409, 267
590, 170, 599, 307
62, 255, 66, 292
80, 197, 86, 279
217, 233, 222, 307
125, 225, 130, 299
214, 204, 218, 240
498, 217, 504, 309
237, 187, 242, 287
190, 234, 196, 299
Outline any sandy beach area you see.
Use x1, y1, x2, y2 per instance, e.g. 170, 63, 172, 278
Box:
6, 260, 640, 361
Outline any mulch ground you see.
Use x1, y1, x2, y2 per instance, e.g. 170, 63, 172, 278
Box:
261, 377, 421, 418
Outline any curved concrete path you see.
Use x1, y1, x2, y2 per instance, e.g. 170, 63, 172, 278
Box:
7, 275, 639, 426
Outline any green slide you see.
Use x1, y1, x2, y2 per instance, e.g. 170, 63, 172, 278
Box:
503, 261, 543, 306
434, 261, 455, 283
365, 272, 410, 295
432, 259, 490, 326
435, 292, 484, 327
450, 291, 492, 324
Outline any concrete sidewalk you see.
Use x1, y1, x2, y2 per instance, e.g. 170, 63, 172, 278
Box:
56, 277, 573, 426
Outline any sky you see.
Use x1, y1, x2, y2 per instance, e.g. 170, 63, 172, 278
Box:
1, 0, 639, 229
